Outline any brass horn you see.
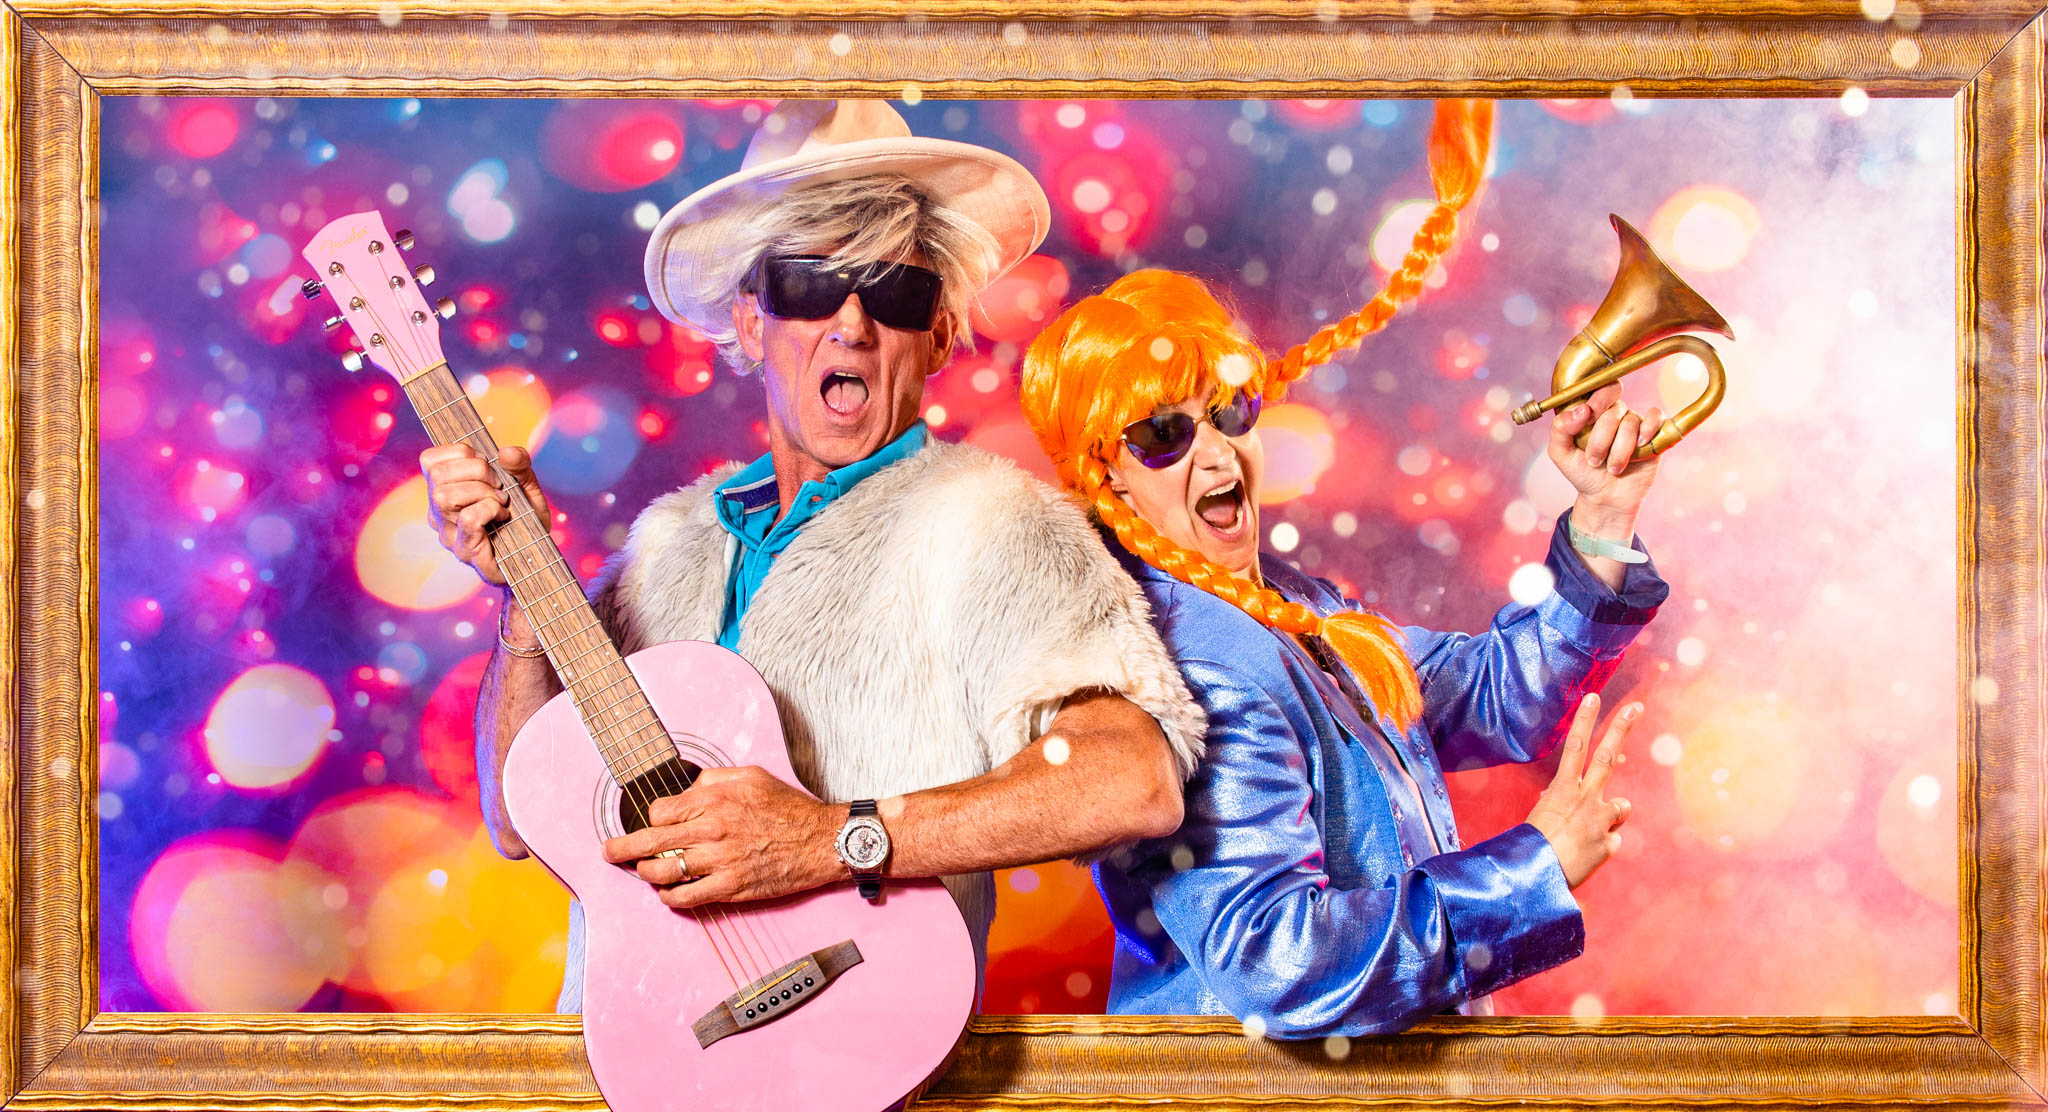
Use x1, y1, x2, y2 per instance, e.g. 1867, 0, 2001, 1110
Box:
1511, 214, 1734, 462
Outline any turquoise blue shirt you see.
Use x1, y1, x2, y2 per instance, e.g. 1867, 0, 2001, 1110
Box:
710, 421, 930, 650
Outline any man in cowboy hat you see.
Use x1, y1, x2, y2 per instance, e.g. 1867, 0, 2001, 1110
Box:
422, 100, 1205, 1009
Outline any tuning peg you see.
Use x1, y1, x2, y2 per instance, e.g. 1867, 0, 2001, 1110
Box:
435, 297, 457, 319
412, 264, 436, 286
323, 315, 346, 333
394, 229, 415, 251
341, 350, 365, 373
301, 279, 325, 300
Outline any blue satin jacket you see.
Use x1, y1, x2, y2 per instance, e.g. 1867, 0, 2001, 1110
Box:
1095, 511, 1667, 1036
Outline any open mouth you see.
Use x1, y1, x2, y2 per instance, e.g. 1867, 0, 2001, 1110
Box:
822, 371, 870, 417
1194, 480, 1247, 535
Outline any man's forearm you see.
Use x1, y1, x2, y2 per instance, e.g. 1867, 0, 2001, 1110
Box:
475, 596, 566, 859
875, 691, 1185, 879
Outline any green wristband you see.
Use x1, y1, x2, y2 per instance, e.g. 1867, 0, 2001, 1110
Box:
1567, 519, 1648, 565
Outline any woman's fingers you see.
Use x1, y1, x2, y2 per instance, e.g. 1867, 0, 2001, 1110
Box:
1608, 412, 1643, 474
1581, 400, 1623, 463
1581, 701, 1640, 795
1552, 692, 1600, 786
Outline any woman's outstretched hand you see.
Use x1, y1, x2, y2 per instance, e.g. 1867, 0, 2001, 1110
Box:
1527, 692, 1638, 889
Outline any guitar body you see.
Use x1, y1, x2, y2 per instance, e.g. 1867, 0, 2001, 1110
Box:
302, 211, 974, 1111
504, 639, 977, 1112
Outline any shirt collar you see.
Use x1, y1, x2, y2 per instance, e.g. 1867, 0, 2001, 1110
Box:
714, 421, 930, 550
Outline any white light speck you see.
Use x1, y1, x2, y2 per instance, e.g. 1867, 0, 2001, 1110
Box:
1907, 774, 1941, 810
1311, 189, 1338, 216
1723, 491, 1746, 515
1332, 512, 1357, 538
1840, 86, 1871, 117
1508, 563, 1555, 605
1397, 445, 1432, 476
1042, 736, 1070, 766
1481, 232, 1500, 252
1860, 0, 1896, 19
1055, 103, 1086, 128
1215, 352, 1254, 386
1971, 675, 2000, 705
827, 32, 852, 55
1241, 1015, 1268, 1039
631, 201, 661, 230
1323, 1035, 1351, 1060
1891, 38, 1921, 69
1148, 336, 1175, 361
1570, 994, 1605, 1022
971, 369, 1000, 393
1271, 523, 1300, 553
1676, 637, 1708, 667
1071, 179, 1112, 214
427, 868, 448, 890
1650, 734, 1683, 766
1501, 499, 1540, 535
1325, 146, 1353, 175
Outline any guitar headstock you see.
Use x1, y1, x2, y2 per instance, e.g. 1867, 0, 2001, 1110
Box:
299, 210, 454, 382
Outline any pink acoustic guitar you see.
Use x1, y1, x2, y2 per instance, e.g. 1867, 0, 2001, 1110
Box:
302, 211, 976, 1111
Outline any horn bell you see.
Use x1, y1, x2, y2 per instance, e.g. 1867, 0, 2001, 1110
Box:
1554, 214, 1735, 393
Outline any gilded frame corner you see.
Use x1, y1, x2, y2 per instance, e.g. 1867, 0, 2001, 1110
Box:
3, 3, 2044, 1108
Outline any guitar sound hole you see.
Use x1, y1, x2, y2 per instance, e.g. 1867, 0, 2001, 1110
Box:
615, 757, 702, 836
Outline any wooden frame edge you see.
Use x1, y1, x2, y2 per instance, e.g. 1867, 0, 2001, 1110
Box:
0, 3, 21, 1102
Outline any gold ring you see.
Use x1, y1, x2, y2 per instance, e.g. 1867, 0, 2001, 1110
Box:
655, 847, 688, 875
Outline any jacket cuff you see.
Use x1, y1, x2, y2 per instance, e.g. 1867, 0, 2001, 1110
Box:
1544, 507, 1669, 629
1414, 823, 1586, 999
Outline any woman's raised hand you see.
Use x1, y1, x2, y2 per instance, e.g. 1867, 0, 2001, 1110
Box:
1548, 381, 1663, 528
1527, 692, 1639, 890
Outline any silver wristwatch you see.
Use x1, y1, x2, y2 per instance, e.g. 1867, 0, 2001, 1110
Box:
835, 799, 889, 900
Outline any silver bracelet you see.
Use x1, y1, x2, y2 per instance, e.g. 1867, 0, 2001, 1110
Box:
1567, 519, 1648, 565
497, 603, 548, 658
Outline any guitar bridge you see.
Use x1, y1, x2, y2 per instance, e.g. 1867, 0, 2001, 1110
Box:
691, 939, 863, 1049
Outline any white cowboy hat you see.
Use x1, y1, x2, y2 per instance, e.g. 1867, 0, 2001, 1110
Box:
643, 99, 1051, 334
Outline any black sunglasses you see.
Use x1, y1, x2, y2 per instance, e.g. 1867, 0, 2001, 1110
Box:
753, 254, 945, 332
1120, 391, 1265, 469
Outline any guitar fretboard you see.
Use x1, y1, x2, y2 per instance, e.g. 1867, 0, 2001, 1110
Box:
402, 364, 675, 785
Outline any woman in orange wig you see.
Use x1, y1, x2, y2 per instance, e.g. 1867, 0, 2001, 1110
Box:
1019, 101, 1669, 1035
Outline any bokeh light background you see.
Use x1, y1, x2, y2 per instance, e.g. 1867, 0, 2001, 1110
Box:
100, 94, 1956, 1017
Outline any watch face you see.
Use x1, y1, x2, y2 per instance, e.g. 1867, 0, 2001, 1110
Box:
840, 817, 888, 870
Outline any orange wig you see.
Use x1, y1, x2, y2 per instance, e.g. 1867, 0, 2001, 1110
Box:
1018, 100, 1495, 731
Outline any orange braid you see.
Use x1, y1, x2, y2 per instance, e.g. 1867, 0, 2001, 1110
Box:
1072, 453, 1423, 730
1270, 98, 1495, 395
1018, 100, 1499, 733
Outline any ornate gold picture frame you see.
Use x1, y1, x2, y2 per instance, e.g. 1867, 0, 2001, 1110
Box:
4, 2, 2044, 1107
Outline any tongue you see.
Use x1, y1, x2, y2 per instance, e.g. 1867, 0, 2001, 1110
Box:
823, 375, 870, 415
1197, 493, 1239, 529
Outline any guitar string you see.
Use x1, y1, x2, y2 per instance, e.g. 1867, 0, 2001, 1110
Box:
363, 252, 795, 984
360, 251, 795, 984
333, 255, 762, 988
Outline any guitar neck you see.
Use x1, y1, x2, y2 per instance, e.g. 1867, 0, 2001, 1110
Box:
399, 362, 671, 785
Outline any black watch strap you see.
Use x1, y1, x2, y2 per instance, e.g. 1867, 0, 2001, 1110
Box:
848, 799, 882, 900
